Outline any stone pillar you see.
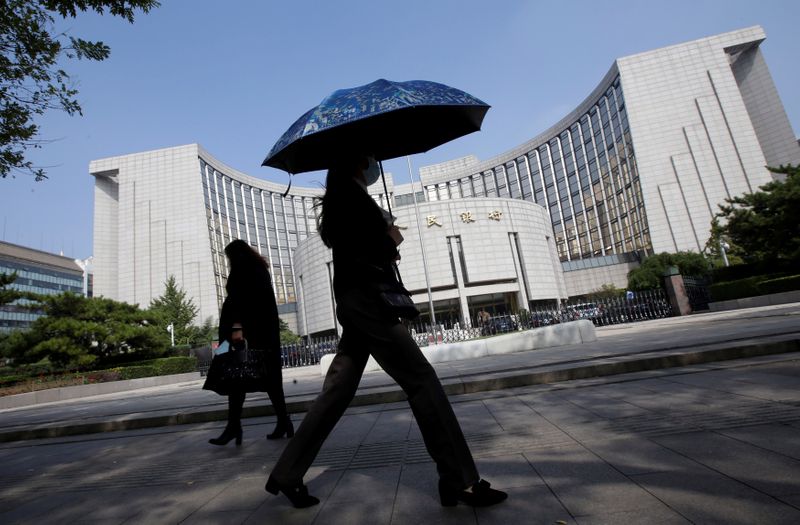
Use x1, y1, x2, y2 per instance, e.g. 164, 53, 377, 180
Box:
664, 266, 692, 316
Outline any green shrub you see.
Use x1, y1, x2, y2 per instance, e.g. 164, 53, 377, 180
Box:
710, 276, 767, 302
113, 365, 158, 380
111, 357, 196, 379
711, 259, 796, 283
0, 374, 26, 387
153, 356, 196, 375
758, 275, 800, 295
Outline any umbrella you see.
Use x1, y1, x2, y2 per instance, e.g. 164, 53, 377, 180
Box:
262, 78, 490, 174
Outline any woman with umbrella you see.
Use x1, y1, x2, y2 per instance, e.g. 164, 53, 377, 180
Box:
264, 156, 507, 508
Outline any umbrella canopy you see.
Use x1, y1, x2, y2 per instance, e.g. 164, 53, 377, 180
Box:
263, 79, 490, 174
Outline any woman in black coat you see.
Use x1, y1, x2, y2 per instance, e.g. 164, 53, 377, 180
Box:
265, 157, 507, 508
209, 239, 292, 446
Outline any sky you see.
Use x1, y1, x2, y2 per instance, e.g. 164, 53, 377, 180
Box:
1, 0, 799, 260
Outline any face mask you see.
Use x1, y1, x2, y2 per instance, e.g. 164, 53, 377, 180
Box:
363, 157, 381, 186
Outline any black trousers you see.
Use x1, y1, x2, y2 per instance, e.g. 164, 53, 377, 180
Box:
269, 289, 479, 490
226, 350, 288, 428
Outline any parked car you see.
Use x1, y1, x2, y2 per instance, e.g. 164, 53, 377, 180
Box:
566, 302, 602, 321
481, 315, 519, 335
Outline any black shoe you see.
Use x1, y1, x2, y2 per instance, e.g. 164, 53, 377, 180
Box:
265, 475, 319, 508
209, 426, 242, 446
439, 479, 507, 507
267, 417, 294, 440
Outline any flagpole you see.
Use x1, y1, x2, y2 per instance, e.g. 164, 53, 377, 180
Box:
406, 156, 436, 327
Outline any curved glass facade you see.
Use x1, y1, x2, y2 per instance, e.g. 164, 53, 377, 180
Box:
422, 75, 651, 263
200, 159, 320, 310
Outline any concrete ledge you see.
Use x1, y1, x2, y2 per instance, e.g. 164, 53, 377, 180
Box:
0, 372, 202, 410
709, 291, 800, 312
319, 320, 597, 375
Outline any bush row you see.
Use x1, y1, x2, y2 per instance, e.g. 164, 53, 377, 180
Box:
710, 273, 800, 302
0, 357, 198, 389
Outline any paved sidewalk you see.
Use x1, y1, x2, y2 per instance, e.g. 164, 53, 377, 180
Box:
1, 351, 799, 524
1, 303, 799, 442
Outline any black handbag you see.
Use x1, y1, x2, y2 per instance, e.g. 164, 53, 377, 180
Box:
202, 339, 269, 396
378, 264, 420, 320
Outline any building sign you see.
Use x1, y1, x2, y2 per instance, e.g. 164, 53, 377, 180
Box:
459, 211, 475, 223
426, 215, 442, 227
488, 210, 503, 221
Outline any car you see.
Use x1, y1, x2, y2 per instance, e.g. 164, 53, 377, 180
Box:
481, 315, 519, 335
566, 302, 602, 320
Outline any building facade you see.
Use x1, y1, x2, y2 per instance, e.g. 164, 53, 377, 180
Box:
91, 26, 799, 334
415, 26, 799, 295
0, 241, 86, 332
293, 197, 567, 336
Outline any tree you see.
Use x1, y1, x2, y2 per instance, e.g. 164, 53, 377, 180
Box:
0, 272, 21, 306
703, 217, 745, 268
279, 318, 301, 345
627, 252, 711, 291
588, 283, 625, 300
713, 165, 800, 263
185, 316, 216, 348
4, 292, 168, 368
1, 0, 158, 180
149, 276, 198, 346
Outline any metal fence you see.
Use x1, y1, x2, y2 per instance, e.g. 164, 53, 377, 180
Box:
193, 288, 676, 372
683, 275, 712, 311
280, 336, 338, 368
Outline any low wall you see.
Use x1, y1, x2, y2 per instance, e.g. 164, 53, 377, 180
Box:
320, 320, 597, 376
708, 290, 800, 312
0, 372, 201, 410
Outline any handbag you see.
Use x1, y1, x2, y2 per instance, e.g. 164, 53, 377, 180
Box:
202, 339, 269, 396
378, 263, 420, 320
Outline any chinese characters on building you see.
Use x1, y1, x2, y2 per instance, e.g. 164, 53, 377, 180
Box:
425, 211, 503, 227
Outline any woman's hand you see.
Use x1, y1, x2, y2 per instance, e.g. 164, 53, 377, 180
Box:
388, 225, 404, 246
231, 324, 244, 343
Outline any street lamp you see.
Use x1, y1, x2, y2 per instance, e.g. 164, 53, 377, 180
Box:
719, 241, 730, 267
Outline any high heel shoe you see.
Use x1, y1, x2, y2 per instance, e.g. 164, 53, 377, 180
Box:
438, 479, 507, 507
208, 426, 243, 446
267, 417, 294, 440
265, 475, 320, 508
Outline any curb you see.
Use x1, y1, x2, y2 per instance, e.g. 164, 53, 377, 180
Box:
2, 336, 798, 443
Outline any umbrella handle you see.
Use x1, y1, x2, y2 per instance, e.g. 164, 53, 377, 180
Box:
282, 173, 294, 198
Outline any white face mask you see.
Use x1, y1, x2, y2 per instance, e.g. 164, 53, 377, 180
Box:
363, 157, 381, 186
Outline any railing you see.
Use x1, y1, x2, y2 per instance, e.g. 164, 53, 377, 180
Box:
683, 275, 712, 311
194, 288, 676, 372
280, 336, 338, 368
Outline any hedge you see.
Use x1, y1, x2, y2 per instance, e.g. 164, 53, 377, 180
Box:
111, 357, 197, 378
710, 274, 800, 302
0, 356, 198, 390
711, 259, 796, 283
758, 274, 800, 295
710, 276, 766, 302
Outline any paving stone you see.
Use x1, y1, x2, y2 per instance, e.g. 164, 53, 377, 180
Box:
717, 423, 800, 460
326, 465, 402, 503
181, 510, 253, 524
574, 506, 691, 525
523, 444, 668, 517
196, 476, 269, 512
473, 453, 544, 489
472, 483, 570, 525
632, 469, 800, 524
652, 431, 800, 496
391, 461, 478, 525
581, 436, 700, 476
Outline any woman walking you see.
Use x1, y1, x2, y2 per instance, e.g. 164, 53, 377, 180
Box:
207, 239, 292, 446
265, 157, 507, 508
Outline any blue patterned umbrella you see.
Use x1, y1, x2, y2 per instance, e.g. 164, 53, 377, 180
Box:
262, 79, 490, 174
